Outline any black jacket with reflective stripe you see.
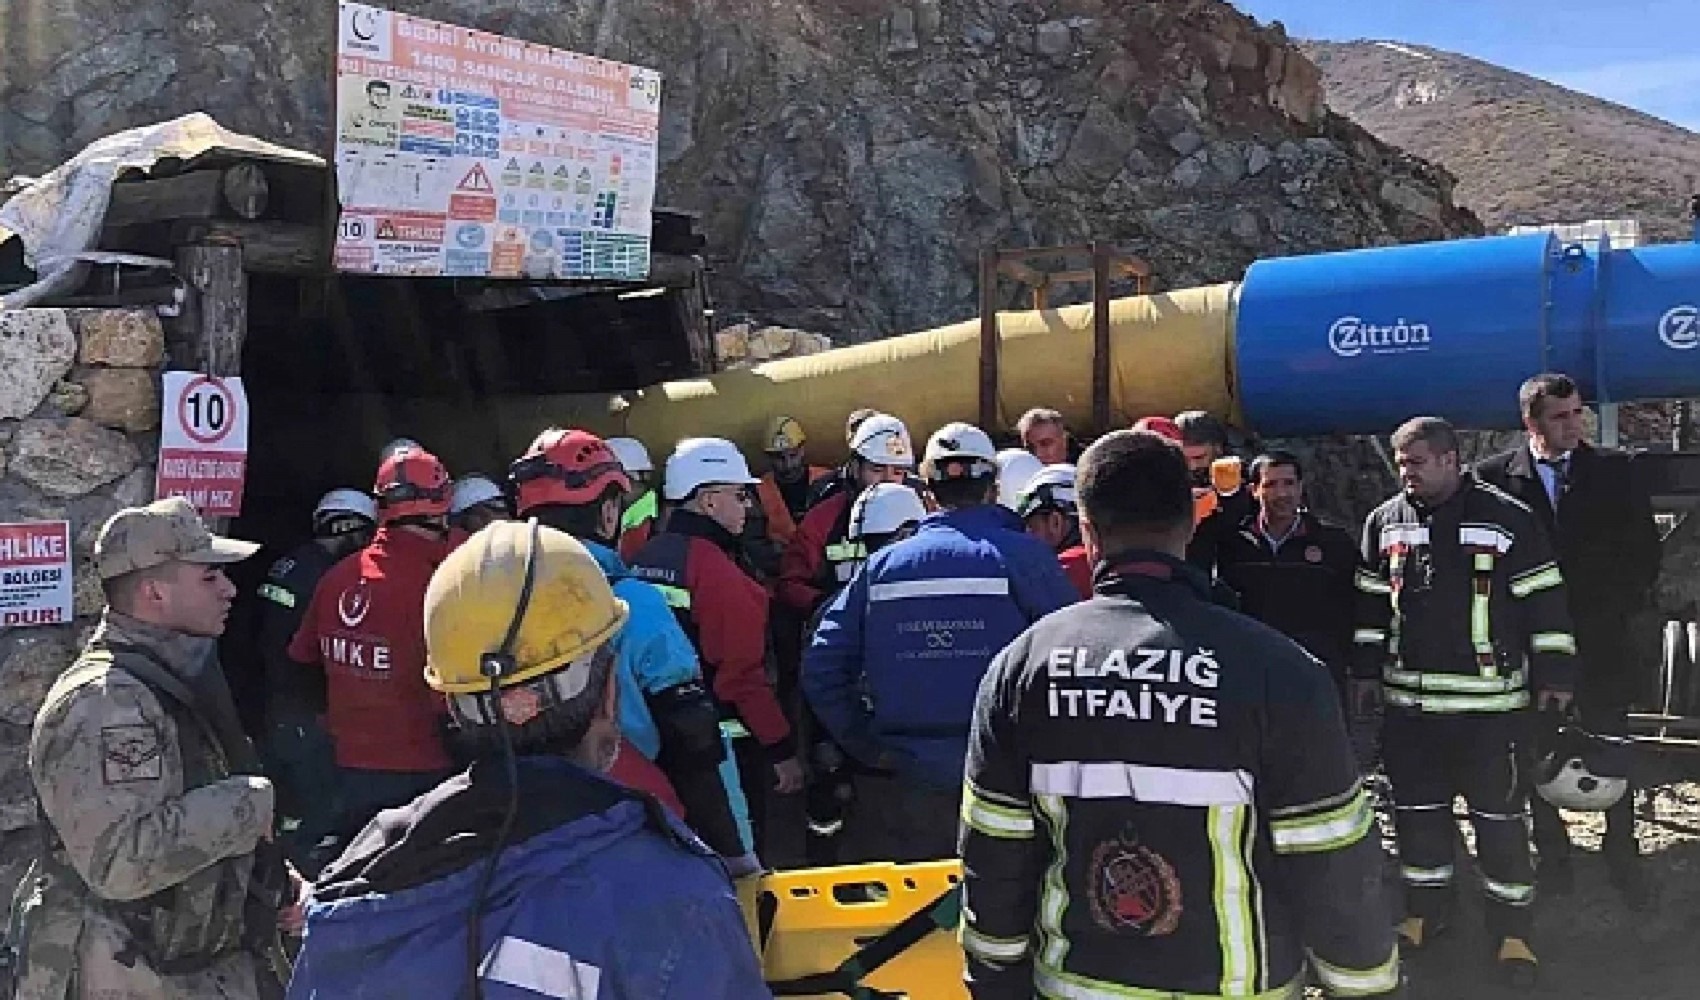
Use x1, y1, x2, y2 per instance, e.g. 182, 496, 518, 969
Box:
960, 552, 1398, 999
1352, 474, 1578, 711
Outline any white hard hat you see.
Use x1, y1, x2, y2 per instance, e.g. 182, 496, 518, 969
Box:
1017, 463, 1078, 519
924, 422, 999, 483
849, 414, 916, 468
450, 475, 507, 516
313, 488, 378, 529
607, 437, 654, 475
849, 483, 928, 540
994, 449, 1044, 510
664, 438, 759, 500
1534, 727, 1631, 812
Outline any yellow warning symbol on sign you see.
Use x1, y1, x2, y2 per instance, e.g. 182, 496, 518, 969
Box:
457, 164, 495, 194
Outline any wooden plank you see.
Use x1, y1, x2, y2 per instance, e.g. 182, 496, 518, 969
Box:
175, 244, 248, 376
172, 220, 326, 276
105, 170, 223, 227
979, 249, 1000, 431
221, 163, 270, 220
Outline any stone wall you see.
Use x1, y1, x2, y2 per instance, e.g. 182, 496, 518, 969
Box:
0, 307, 163, 897
712, 322, 835, 369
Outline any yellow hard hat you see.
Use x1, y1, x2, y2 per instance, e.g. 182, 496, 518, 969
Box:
765, 415, 807, 453
424, 520, 629, 695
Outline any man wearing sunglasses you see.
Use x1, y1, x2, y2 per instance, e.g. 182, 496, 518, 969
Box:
630, 439, 800, 858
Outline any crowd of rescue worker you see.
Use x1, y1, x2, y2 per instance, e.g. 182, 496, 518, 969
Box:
7, 367, 1661, 999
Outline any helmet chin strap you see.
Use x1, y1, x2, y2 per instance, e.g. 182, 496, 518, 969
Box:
466, 518, 541, 1000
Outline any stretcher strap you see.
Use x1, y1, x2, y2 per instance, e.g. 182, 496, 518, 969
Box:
767, 885, 963, 998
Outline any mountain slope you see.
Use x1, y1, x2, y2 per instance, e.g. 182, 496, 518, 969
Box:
1304, 39, 1700, 241
0, 1, 1478, 339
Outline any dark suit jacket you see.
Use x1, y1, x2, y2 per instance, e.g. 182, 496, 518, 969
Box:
1475, 441, 1661, 701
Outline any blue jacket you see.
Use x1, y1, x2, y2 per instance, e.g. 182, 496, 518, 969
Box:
587, 540, 702, 761
288, 756, 771, 999
803, 503, 1079, 789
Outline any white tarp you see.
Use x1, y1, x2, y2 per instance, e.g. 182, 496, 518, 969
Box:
0, 113, 323, 308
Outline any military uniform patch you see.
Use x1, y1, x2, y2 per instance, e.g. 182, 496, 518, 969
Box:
101, 725, 163, 784
1088, 832, 1183, 936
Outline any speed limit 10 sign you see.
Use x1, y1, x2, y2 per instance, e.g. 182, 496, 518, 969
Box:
155, 372, 250, 516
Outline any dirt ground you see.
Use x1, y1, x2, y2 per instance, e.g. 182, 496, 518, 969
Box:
1389, 762, 1700, 999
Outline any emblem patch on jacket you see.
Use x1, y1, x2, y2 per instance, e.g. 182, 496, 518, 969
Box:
1088, 833, 1183, 936
101, 724, 163, 784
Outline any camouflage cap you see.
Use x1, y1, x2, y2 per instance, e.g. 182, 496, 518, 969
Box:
94, 497, 260, 580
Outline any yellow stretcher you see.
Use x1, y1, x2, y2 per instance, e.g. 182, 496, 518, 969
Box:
737, 861, 970, 999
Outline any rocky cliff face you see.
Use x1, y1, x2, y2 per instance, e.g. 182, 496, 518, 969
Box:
2, 0, 1478, 339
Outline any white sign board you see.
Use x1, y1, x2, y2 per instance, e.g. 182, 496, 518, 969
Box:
155, 372, 250, 517
332, 2, 663, 281
0, 522, 72, 627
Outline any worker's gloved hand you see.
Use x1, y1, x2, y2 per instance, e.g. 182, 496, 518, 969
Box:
1350, 679, 1383, 717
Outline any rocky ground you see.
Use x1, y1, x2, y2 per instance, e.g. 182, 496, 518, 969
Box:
1389, 766, 1700, 999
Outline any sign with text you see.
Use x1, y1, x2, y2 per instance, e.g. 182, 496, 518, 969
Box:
155, 372, 250, 517
333, 3, 662, 280
0, 522, 72, 627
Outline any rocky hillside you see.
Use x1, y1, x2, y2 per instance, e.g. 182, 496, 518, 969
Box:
1305, 39, 1700, 242
0, 0, 1476, 339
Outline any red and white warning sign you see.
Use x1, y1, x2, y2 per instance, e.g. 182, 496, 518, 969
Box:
0, 521, 72, 627
155, 372, 250, 517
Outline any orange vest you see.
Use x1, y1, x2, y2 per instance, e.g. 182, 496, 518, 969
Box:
757, 468, 829, 546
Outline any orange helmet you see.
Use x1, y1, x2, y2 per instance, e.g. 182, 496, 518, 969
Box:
1133, 416, 1183, 444
509, 428, 631, 515
374, 446, 452, 522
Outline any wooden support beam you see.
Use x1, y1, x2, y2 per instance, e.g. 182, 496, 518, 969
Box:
171, 220, 326, 276
105, 170, 223, 227
175, 244, 248, 376
221, 162, 270, 220
104, 164, 274, 227
979, 249, 1000, 432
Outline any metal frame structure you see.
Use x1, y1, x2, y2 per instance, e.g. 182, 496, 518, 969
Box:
977, 243, 1152, 435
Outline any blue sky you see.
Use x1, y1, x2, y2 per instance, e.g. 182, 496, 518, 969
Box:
1233, 1, 1700, 131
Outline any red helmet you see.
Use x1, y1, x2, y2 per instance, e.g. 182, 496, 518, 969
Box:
373, 446, 452, 522
1133, 416, 1184, 444
509, 428, 631, 515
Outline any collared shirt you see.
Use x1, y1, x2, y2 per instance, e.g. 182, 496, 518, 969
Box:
1533, 448, 1572, 506
1257, 512, 1304, 554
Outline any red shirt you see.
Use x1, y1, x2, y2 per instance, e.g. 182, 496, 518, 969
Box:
289, 527, 454, 773
1059, 545, 1093, 600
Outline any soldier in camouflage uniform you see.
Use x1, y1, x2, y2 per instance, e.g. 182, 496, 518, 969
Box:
9, 498, 295, 1000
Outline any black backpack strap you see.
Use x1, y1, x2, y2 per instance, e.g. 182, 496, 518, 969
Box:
766, 884, 962, 999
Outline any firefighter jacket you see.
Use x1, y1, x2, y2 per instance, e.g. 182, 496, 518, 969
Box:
629, 510, 796, 761
289, 757, 770, 999
1353, 474, 1579, 714
1214, 512, 1359, 683
803, 504, 1078, 791
960, 553, 1402, 1000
